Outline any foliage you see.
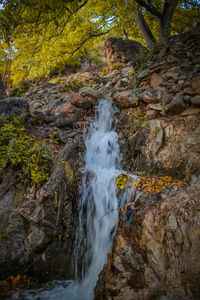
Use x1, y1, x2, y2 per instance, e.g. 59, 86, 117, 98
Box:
0, 0, 199, 84
0, 231, 8, 240
8, 80, 32, 97
135, 175, 182, 194
116, 174, 182, 195
0, 116, 55, 185
116, 174, 129, 190
0, 274, 36, 298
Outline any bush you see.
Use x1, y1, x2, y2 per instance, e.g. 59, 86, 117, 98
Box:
0, 116, 55, 186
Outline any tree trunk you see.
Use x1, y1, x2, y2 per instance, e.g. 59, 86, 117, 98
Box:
135, 9, 156, 47
0, 74, 7, 99
159, 0, 179, 41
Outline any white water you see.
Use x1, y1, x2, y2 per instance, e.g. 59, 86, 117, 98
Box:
11, 100, 122, 300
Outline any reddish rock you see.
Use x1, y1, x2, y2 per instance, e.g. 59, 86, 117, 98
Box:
146, 109, 160, 119
140, 87, 172, 104
69, 91, 92, 109
150, 73, 163, 88
113, 89, 138, 108
191, 75, 200, 91
191, 95, 200, 107
55, 101, 77, 114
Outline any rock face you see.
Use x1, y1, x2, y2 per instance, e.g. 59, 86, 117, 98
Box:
94, 31, 200, 300
1, 29, 200, 300
95, 177, 200, 300
103, 37, 145, 65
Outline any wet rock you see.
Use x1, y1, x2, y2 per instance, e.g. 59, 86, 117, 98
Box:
0, 97, 29, 117
103, 37, 144, 65
113, 89, 138, 108
69, 91, 94, 109
140, 88, 172, 104
191, 95, 200, 106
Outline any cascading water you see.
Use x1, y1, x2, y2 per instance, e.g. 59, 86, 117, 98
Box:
73, 100, 122, 299
11, 100, 124, 300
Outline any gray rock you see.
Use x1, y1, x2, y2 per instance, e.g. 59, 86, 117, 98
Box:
0, 97, 29, 117
140, 88, 172, 104
79, 86, 103, 100
137, 68, 149, 79
165, 92, 185, 114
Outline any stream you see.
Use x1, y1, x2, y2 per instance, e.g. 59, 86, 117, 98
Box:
11, 99, 125, 300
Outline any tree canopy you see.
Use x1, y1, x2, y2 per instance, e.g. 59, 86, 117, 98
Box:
0, 0, 199, 85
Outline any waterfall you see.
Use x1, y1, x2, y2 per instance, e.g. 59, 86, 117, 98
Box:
74, 100, 121, 299
11, 100, 122, 300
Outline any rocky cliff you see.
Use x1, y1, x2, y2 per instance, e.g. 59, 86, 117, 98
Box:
0, 30, 200, 299
94, 31, 200, 300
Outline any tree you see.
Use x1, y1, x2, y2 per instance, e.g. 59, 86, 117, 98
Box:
0, 0, 199, 83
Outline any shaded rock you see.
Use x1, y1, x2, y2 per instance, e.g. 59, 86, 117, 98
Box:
140, 88, 172, 104
0, 74, 7, 99
191, 95, 200, 106
44, 97, 68, 112
137, 68, 149, 79
103, 37, 145, 65
69, 91, 93, 109
181, 107, 200, 116
146, 109, 160, 119
113, 89, 137, 108
191, 75, 200, 91
166, 66, 181, 80
79, 86, 103, 100
165, 92, 185, 114
0, 97, 29, 117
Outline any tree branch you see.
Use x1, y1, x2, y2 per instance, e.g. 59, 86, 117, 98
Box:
135, 0, 162, 19
67, 31, 110, 56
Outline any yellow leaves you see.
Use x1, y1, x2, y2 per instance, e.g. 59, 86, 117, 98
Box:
136, 175, 182, 194
164, 160, 182, 168
116, 174, 129, 190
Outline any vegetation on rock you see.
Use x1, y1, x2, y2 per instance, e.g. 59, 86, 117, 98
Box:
0, 116, 55, 185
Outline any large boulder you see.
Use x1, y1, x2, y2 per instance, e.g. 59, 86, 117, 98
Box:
103, 37, 145, 65
0, 97, 29, 117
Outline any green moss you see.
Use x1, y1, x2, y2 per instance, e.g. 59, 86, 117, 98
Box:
61, 160, 74, 182
152, 126, 161, 137
0, 232, 8, 241
49, 77, 65, 84
65, 79, 83, 92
